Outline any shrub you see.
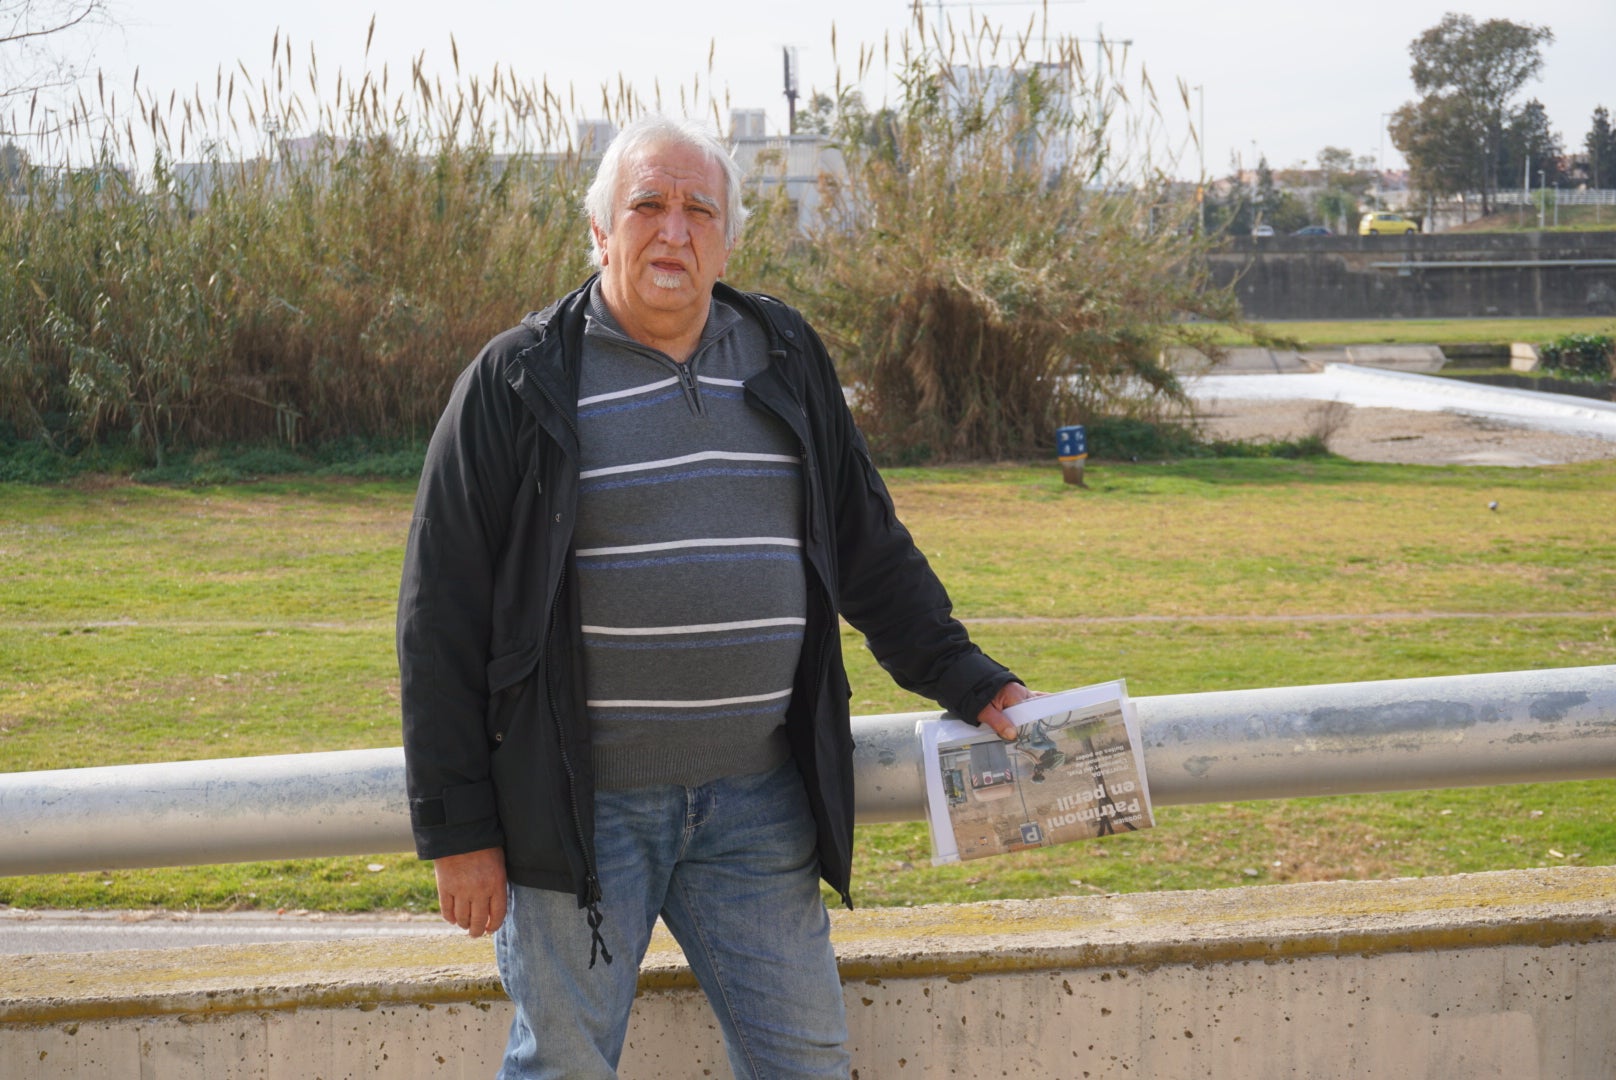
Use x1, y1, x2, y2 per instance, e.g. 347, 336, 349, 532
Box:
724, 15, 1240, 463
4, 15, 1242, 467
1539, 333, 1615, 381
1, 38, 602, 462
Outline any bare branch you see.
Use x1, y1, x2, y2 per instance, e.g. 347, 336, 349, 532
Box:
1, 0, 100, 47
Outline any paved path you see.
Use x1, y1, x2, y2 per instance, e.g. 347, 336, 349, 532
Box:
1188, 363, 1616, 466
1187, 363, 1616, 443
0, 908, 460, 954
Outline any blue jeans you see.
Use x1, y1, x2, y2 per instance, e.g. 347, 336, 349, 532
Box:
494, 760, 850, 1079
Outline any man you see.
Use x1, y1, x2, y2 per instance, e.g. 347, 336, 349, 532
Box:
398, 113, 1030, 1079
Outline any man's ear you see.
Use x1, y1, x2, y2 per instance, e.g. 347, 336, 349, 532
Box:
590, 219, 609, 266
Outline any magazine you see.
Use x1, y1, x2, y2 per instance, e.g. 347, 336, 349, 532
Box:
921, 680, 1153, 864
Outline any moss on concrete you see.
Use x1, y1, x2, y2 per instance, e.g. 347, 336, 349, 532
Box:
7, 866, 1615, 1025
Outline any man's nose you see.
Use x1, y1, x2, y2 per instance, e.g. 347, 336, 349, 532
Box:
658, 208, 692, 244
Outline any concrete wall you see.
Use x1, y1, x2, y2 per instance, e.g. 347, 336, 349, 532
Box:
1208, 231, 1616, 320
5, 866, 1615, 1079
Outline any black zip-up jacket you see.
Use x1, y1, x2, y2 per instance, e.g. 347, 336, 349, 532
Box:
398, 278, 1016, 915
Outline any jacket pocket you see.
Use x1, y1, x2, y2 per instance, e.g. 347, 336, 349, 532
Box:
485, 640, 543, 748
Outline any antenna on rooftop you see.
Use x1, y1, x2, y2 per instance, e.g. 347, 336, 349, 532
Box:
783, 46, 800, 134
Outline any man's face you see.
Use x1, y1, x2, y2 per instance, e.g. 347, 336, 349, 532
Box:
593, 140, 732, 337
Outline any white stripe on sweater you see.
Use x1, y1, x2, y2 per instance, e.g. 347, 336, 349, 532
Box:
578, 377, 680, 407
576, 536, 803, 557
580, 450, 797, 480
587, 688, 795, 709
580, 617, 807, 637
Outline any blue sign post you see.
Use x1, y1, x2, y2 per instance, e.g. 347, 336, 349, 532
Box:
1056, 424, 1087, 486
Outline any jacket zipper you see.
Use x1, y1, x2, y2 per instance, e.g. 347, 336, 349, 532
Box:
544, 563, 612, 967
527, 339, 611, 964
798, 424, 851, 910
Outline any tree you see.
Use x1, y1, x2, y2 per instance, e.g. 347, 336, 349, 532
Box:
1313, 146, 1374, 232
1201, 152, 1255, 236
1391, 94, 1484, 209
1249, 155, 1309, 234
1500, 99, 1564, 190
0, 136, 23, 190
1587, 106, 1616, 192
1393, 13, 1553, 213
1, 0, 107, 134
799, 87, 901, 166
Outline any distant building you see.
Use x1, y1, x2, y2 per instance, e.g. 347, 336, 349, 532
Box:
942, 62, 1080, 183
575, 120, 618, 155
728, 110, 767, 140
164, 114, 849, 233
728, 125, 848, 233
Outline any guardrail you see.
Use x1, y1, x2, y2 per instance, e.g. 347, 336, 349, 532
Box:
4, 664, 1615, 876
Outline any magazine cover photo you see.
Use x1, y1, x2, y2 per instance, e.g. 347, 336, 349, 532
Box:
929, 685, 1154, 863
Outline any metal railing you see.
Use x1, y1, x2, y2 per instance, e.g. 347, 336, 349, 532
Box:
1492, 189, 1616, 207
4, 664, 1615, 876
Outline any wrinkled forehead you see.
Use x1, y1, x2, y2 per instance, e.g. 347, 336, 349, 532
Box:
617, 140, 726, 207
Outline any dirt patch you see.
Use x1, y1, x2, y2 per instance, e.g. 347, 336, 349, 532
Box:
1194, 397, 1616, 466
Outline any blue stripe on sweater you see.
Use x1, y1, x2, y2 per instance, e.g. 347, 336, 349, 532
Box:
578, 551, 802, 571
587, 702, 784, 723
580, 631, 804, 650
580, 465, 798, 495
576, 384, 745, 420
577, 387, 686, 419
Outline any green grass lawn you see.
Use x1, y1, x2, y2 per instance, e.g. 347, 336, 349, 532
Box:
1210, 315, 1616, 349
2, 459, 1614, 913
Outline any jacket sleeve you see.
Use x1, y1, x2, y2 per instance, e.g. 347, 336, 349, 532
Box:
397, 341, 526, 860
798, 318, 1019, 724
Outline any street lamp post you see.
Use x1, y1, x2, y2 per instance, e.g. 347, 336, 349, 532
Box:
1193, 84, 1205, 234
1378, 112, 1394, 210
1194, 84, 1205, 181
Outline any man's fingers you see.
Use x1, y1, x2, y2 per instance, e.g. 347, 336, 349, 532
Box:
978, 681, 1037, 740
437, 883, 459, 927
432, 847, 508, 937
486, 888, 509, 936
979, 707, 1019, 741
465, 895, 493, 938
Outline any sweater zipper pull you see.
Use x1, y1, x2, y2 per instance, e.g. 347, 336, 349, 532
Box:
675, 362, 703, 415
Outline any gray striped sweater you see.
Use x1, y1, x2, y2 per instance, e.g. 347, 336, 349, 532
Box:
575, 284, 806, 790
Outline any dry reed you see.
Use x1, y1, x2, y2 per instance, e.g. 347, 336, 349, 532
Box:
2, 11, 1236, 464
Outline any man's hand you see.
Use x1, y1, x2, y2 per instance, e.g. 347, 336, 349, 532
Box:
434, 847, 508, 938
977, 681, 1040, 740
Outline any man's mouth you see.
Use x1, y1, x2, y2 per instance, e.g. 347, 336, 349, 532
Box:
650, 261, 688, 289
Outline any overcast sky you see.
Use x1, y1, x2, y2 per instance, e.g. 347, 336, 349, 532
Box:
38, 0, 1616, 179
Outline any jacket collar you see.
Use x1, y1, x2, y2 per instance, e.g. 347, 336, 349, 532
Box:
503, 277, 806, 455
504, 277, 596, 457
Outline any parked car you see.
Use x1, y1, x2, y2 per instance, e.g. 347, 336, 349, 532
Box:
1358, 211, 1419, 236
1252, 224, 1275, 237
1292, 225, 1333, 236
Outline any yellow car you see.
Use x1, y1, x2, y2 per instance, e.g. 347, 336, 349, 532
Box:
1359, 211, 1419, 236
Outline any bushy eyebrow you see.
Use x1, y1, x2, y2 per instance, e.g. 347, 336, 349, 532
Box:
625, 187, 721, 213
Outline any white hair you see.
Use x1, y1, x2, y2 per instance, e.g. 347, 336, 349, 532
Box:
584, 115, 749, 268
